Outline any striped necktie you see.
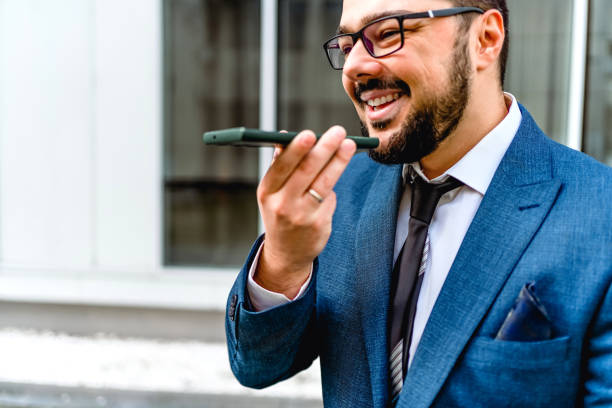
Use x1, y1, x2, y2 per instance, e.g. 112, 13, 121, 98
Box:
389, 176, 463, 403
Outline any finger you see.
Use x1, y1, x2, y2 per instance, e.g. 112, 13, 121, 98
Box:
306, 138, 356, 201
311, 190, 337, 229
272, 145, 283, 162
260, 130, 317, 193
272, 130, 287, 160
315, 189, 336, 214
272, 130, 287, 161
282, 126, 347, 197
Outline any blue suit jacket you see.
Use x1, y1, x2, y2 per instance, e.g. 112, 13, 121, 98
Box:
226, 106, 612, 407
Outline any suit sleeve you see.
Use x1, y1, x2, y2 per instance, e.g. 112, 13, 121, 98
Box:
583, 278, 612, 406
225, 234, 320, 389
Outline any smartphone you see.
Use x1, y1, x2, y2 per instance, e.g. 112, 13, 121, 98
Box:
203, 127, 379, 149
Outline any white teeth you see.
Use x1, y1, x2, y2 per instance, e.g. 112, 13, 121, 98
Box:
366, 93, 401, 107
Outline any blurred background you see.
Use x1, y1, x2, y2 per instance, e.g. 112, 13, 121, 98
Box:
0, 0, 609, 407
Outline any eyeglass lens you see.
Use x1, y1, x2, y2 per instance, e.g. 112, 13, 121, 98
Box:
326, 17, 402, 69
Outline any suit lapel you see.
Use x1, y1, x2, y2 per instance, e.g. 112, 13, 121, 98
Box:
355, 162, 403, 408
399, 109, 562, 407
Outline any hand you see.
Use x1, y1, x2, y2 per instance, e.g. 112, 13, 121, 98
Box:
255, 126, 357, 298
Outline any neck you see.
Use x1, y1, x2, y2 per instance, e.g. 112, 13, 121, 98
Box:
419, 88, 508, 179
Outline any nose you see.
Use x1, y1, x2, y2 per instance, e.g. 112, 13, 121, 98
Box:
342, 38, 384, 81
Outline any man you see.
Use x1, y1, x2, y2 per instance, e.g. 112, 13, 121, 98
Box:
225, 0, 612, 406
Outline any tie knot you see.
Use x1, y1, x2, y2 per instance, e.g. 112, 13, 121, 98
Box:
410, 176, 463, 224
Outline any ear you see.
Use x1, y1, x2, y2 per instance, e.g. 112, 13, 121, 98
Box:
473, 9, 505, 73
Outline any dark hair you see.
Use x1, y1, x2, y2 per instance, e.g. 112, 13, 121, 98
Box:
451, 0, 509, 86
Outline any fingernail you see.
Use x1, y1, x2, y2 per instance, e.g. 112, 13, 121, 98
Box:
341, 139, 356, 153
300, 131, 316, 146
332, 126, 347, 139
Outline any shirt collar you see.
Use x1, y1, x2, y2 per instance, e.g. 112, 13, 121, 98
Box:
403, 93, 522, 196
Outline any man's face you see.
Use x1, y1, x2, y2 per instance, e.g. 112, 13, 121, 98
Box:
339, 0, 474, 164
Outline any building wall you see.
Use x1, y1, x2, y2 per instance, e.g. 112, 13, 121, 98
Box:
0, 0, 160, 270
0, 0, 235, 313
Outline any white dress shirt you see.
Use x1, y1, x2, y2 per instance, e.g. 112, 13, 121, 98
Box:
247, 94, 522, 364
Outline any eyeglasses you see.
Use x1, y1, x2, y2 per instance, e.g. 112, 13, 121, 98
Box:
323, 7, 484, 70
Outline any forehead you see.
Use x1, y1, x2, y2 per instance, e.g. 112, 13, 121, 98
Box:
339, 0, 453, 31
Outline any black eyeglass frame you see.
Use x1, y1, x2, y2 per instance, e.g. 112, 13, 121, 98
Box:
323, 7, 485, 70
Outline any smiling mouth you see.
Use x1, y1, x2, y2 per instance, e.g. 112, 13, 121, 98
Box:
358, 86, 412, 113
359, 90, 410, 121
355, 79, 412, 109
365, 92, 402, 111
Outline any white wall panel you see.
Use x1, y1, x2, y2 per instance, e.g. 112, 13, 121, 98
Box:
0, 0, 162, 272
0, 0, 94, 267
93, 0, 162, 270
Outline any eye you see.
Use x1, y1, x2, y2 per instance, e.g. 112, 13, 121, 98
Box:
341, 45, 353, 55
379, 30, 400, 40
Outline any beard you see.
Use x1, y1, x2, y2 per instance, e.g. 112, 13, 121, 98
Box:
364, 37, 472, 164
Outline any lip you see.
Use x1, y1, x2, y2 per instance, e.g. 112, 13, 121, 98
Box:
359, 89, 402, 102
365, 94, 407, 123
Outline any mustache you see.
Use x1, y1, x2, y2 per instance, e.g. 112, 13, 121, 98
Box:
354, 78, 411, 101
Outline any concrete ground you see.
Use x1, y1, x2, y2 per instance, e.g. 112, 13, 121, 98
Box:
0, 382, 323, 408
0, 328, 323, 408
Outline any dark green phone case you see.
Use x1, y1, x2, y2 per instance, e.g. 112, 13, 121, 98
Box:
203, 127, 379, 149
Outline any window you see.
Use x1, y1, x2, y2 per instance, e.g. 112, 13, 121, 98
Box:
163, 0, 261, 267
278, 0, 361, 135
504, 0, 573, 143
584, 0, 612, 165
161, 0, 588, 269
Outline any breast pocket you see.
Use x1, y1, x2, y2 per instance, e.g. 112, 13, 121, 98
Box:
463, 335, 570, 370
439, 335, 576, 408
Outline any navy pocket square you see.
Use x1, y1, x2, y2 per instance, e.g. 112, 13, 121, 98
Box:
495, 282, 554, 341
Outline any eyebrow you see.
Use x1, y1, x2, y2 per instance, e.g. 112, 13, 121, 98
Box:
336, 9, 413, 34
